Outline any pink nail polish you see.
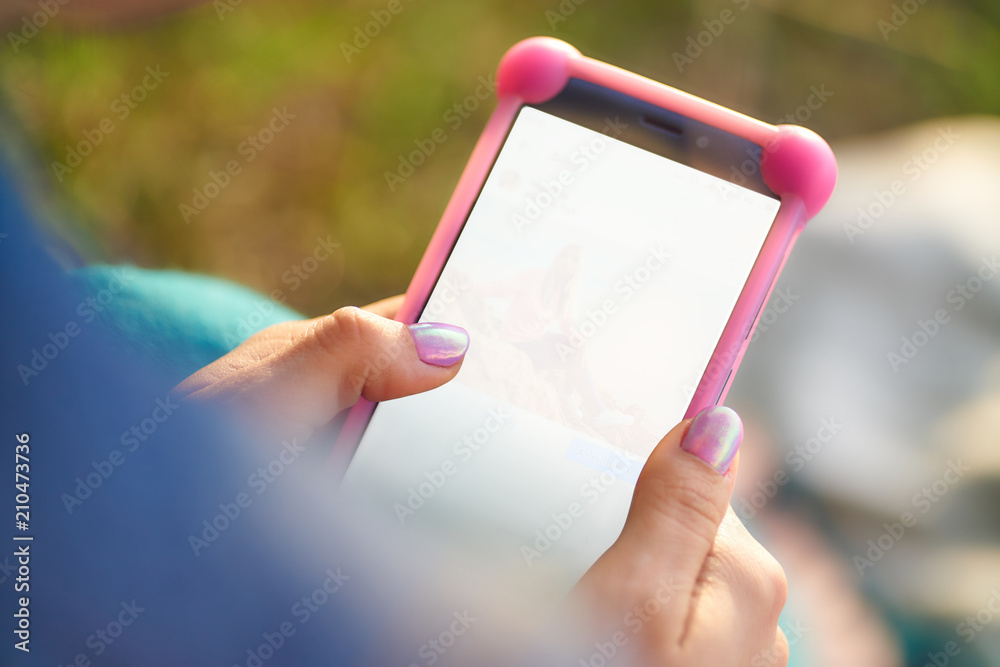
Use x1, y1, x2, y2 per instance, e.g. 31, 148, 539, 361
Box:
681, 405, 743, 474
407, 323, 470, 367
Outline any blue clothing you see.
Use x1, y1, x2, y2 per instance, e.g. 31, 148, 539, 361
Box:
0, 154, 371, 665
68, 264, 301, 385
0, 157, 570, 666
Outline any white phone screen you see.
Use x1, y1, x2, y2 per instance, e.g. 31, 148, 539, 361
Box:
342, 106, 779, 589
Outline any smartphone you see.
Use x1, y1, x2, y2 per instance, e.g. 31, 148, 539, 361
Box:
339, 37, 836, 591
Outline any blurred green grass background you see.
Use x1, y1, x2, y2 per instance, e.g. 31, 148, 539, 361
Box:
3, 0, 999, 315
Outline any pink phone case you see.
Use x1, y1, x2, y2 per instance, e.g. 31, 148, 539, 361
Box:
337, 37, 837, 454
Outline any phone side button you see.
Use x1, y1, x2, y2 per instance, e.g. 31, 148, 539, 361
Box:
716, 369, 733, 402
746, 297, 767, 339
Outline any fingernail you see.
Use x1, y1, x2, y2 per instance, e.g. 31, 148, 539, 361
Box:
681, 405, 743, 474
407, 323, 470, 367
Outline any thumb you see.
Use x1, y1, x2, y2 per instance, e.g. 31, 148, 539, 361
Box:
580, 406, 742, 630
177, 307, 469, 433
619, 405, 741, 573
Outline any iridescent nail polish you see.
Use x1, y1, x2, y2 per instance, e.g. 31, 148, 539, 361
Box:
681, 405, 743, 474
407, 323, 470, 367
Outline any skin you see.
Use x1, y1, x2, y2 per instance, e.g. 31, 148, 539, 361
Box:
177, 300, 790, 666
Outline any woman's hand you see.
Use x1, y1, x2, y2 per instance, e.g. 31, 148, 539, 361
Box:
173, 297, 470, 441
573, 407, 790, 667
176, 297, 788, 666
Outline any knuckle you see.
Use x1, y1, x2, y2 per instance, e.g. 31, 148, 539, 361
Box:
636, 472, 724, 540
712, 520, 788, 630
754, 629, 790, 667
299, 307, 402, 400
758, 555, 788, 620
773, 628, 791, 666
310, 307, 368, 352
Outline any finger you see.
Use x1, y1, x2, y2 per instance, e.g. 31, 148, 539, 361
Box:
684, 509, 788, 661
361, 294, 405, 319
181, 307, 469, 432
623, 405, 742, 578
584, 406, 743, 642
754, 626, 790, 667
